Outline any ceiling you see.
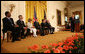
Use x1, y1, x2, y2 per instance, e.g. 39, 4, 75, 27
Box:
67, 1, 84, 7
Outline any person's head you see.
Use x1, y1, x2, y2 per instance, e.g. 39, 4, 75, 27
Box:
18, 15, 23, 21
42, 19, 46, 23
72, 14, 75, 18
35, 18, 38, 22
42, 19, 44, 22
44, 16, 46, 19
44, 19, 46, 23
5, 11, 11, 17
28, 18, 32, 22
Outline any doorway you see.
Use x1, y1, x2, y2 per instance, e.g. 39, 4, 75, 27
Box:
57, 9, 61, 26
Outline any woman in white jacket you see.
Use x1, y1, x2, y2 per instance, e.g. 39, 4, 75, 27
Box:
27, 18, 37, 37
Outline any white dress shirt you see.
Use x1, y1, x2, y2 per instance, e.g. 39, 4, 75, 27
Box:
27, 22, 33, 29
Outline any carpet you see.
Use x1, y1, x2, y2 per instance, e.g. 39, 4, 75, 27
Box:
1, 31, 83, 53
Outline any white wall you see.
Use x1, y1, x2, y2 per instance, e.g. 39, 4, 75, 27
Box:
68, 5, 84, 24
1, 1, 26, 38
47, 1, 67, 32
1, 1, 26, 23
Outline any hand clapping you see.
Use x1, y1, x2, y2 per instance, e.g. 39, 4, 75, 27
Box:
24, 27, 27, 30
15, 25, 19, 27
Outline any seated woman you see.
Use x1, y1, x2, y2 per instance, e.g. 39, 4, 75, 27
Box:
27, 18, 37, 37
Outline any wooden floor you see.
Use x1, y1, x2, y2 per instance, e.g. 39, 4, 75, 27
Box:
1, 31, 83, 53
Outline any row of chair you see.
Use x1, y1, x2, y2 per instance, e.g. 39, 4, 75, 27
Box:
2, 29, 49, 42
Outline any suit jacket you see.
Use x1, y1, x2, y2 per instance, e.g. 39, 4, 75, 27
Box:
46, 22, 51, 28
41, 22, 47, 28
69, 17, 75, 25
16, 20, 26, 29
34, 21, 40, 29
2, 17, 15, 33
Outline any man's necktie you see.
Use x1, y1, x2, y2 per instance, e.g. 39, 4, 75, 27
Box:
8, 18, 13, 26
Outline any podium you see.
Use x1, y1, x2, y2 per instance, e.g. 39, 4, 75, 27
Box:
75, 22, 80, 32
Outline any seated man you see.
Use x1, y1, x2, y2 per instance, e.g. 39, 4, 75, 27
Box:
16, 15, 30, 39
34, 18, 40, 29
46, 20, 55, 34
33, 18, 42, 35
41, 19, 49, 36
2, 11, 21, 42
27, 18, 37, 37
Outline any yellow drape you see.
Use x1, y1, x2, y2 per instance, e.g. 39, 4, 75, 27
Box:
25, 1, 47, 24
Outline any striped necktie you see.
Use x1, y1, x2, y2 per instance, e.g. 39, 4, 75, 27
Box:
8, 18, 13, 26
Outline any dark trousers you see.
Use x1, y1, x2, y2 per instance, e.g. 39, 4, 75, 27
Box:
2, 26, 21, 42
25, 29, 30, 36
12, 27, 21, 41
21, 28, 30, 37
40, 27, 49, 35
36, 27, 42, 35
49, 27, 55, 33
71, 24, 75, 32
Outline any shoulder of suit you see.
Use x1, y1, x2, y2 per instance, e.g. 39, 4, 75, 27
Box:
2, 17, 7, 20
17, 20, 20, 22
10, 18, 13, 19
22, 21, 24, 22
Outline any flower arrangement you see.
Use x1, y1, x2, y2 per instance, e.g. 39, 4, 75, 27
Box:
27, 33, 84, 53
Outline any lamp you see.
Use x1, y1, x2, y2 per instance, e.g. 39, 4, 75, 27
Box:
9, 4, 15, 13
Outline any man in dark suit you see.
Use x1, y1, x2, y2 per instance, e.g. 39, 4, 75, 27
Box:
41, 19, 49, 36
16, 15, 30, 39
2, 11, 21, 42
46, 20, 55, 34
69, 14, 75, 32
33, 18, 42, 35
33, 18, 40, 29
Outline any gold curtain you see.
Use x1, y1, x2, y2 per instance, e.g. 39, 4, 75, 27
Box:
25, 1, 47, 23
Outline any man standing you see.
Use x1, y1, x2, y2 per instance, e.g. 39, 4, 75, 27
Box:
69, 14, 75, 32
2, 11, 21, 42
16, 15, 30, 39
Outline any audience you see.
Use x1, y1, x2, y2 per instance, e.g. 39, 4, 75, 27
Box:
46, 20, 55, 34
27, 18, 37, 37
16, 15, 30, 39
2, 11, 21, 42
2, 11, 62, 42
